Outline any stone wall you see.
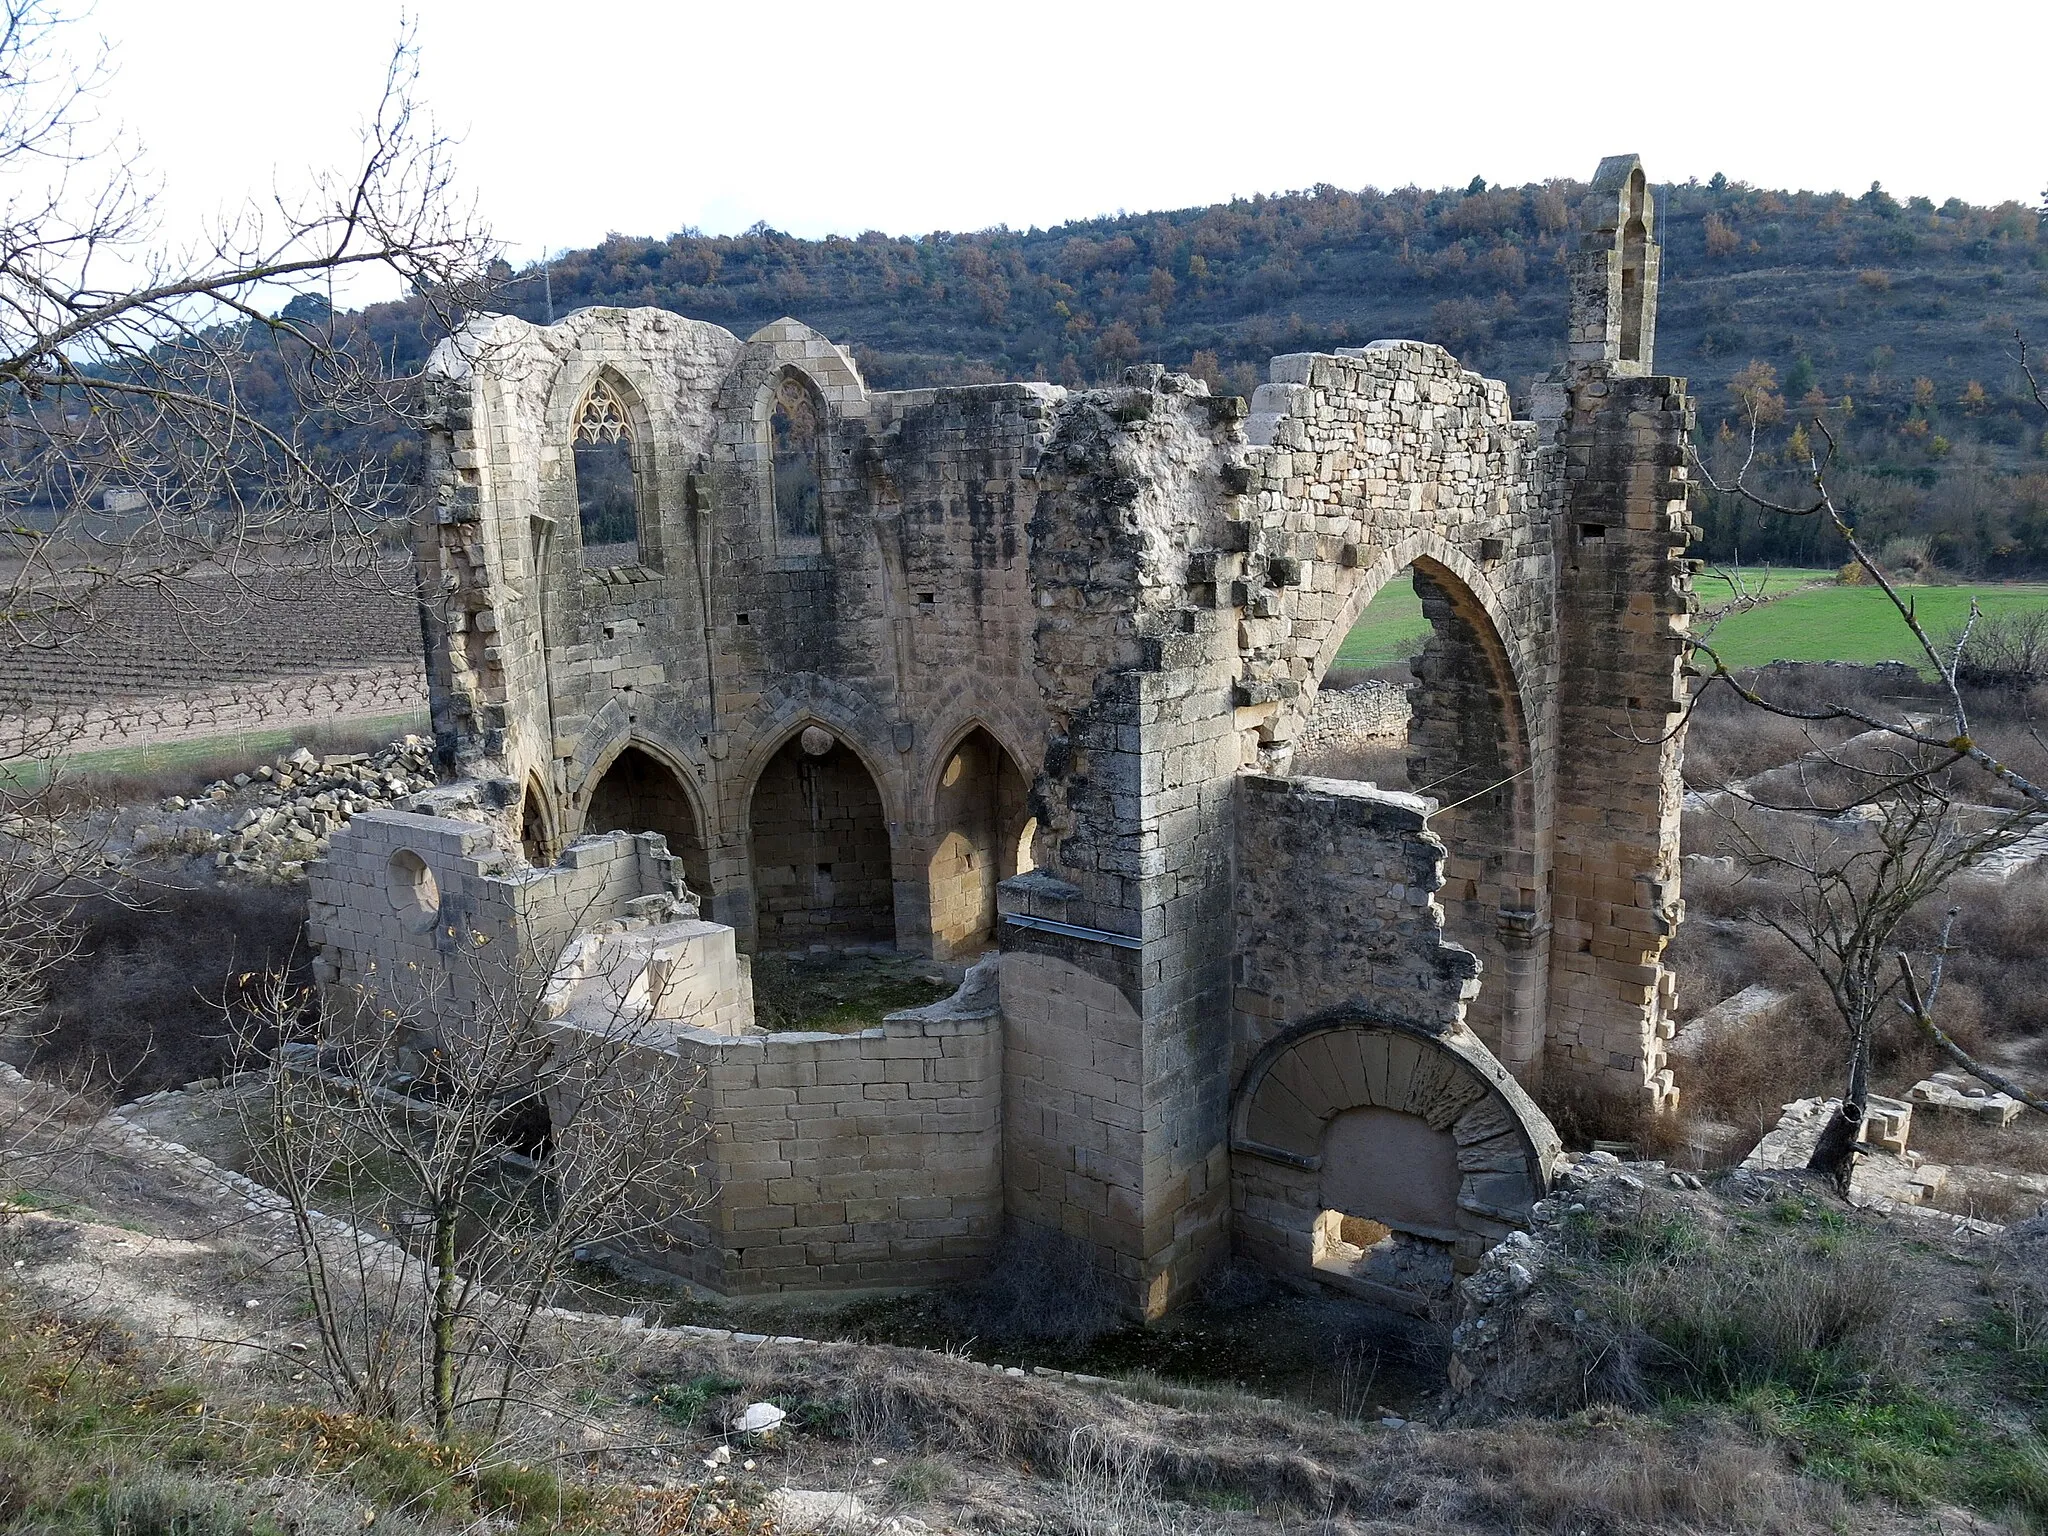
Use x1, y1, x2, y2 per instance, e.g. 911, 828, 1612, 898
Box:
387, 153, 1697, 1317
667, 999, 1003, 1293
748, 736, 897, 947
305, 809, 688, 1017
1232, 776, 1478, 1046
1293, 680, 1410, 768
1229, 775, 1559, 1309
421, 312, 1053, 956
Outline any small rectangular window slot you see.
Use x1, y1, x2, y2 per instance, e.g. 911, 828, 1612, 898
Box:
816, 862, 832, 875
736, 612, 752, 625
602, 624, 616, 640
917, 591, 936, 606
1579, 523, 1607, 543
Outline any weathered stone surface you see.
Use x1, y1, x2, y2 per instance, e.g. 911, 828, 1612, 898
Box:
308, 155, 1695, 1316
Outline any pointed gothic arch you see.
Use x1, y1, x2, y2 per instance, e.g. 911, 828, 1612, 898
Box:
584, 743, 714, 904
926, 723, 1033, 958
567, 367, 660, 569
746, 719, 896, 947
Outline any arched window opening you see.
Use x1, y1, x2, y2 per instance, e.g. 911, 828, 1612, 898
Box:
585, 746, 713, 904
767, 370, 823, 545
1301, 560, 1533, 1062
573, 380, 640, 568
927, 728, 1031, 959
1618, 170, 1649, 364
749, 727, 894, 948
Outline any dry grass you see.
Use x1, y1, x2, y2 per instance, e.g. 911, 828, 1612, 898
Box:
1450, 1418, 1845, 1535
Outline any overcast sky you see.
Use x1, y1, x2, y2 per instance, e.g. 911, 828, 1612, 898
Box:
75, 0, 2048, 300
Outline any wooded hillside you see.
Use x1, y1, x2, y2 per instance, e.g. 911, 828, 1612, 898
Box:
343, 174, 2048, 572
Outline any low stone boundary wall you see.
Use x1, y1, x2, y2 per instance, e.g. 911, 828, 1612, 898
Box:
1296, 680, 1410, 761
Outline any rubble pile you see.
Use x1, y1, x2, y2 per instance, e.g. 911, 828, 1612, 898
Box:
135, 736, 436, 884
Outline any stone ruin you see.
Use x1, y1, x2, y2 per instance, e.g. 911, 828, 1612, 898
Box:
305, 155, 1696, 1318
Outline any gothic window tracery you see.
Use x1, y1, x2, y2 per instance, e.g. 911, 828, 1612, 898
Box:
573, 378, 640, 566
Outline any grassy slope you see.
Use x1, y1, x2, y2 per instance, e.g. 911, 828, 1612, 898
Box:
1333, 584, 1429, 670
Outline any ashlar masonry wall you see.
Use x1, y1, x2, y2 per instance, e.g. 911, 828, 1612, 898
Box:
661, 992, 1003, 1293
305, 809, 689, 1014
392, 154, 1695, 1319
312, 807, 1005, 1295
421, 313, 1055, 958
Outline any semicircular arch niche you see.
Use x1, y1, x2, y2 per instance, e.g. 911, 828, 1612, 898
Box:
1230, 1015, 1558, 1310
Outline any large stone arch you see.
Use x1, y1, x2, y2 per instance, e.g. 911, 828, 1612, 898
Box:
1289, 535, 1550, 1076
1292, 530, 1530, 737
1230, 1013, 1558, 1309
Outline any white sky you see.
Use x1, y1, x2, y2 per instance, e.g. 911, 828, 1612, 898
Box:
74, 0, 2048, 302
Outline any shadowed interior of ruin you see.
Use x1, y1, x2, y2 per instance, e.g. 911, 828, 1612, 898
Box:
928, 727, 1032, 959
748, 732, 896, 947
583, 746, 714, 903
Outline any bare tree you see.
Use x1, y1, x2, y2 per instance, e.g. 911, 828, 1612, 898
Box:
0, 0, 494, 1081
233, 910, 711, 1441
1685, 330, 2048, 1170
1709, 761, 2035, 1182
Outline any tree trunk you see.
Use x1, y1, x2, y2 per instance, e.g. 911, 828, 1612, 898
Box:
1807, 1014, 1872, 1190
431, 1210, 458, 1440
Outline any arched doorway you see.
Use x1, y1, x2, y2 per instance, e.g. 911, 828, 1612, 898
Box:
1295, 557, 1541, 1073
584, 746, 714, 905
748, 726, 895, 948
926, 727, 1032, 959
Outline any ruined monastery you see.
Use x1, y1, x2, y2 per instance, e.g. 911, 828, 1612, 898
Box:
306, 156, 1696, 1318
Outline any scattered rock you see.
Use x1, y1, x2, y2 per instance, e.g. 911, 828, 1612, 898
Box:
122, 734, 436, 887
731, 1401, 786, 1435
1908, 1072, 2023, 1127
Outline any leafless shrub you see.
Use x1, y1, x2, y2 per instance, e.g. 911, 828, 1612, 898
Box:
934, 1224, 1123, 1348
26, 882, 305, 1098
1062, 1426, 1199, 1536
1453, 1419, 1846, 1534
1950, 609, 2048, 691
232, 909, 710, 1440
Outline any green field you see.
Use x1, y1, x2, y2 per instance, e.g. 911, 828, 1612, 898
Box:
1705, 583, 2048, 668
1333, 583, 1430, 670
1332, 567, 2048, 673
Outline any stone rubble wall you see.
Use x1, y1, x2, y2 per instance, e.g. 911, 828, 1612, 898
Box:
1232, 775, 1478, 1044
1292, 679, 1411, 764
1228, 342, 1559, 1081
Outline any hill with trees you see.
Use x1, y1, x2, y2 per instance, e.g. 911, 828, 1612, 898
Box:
347, 173, 2048, 573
